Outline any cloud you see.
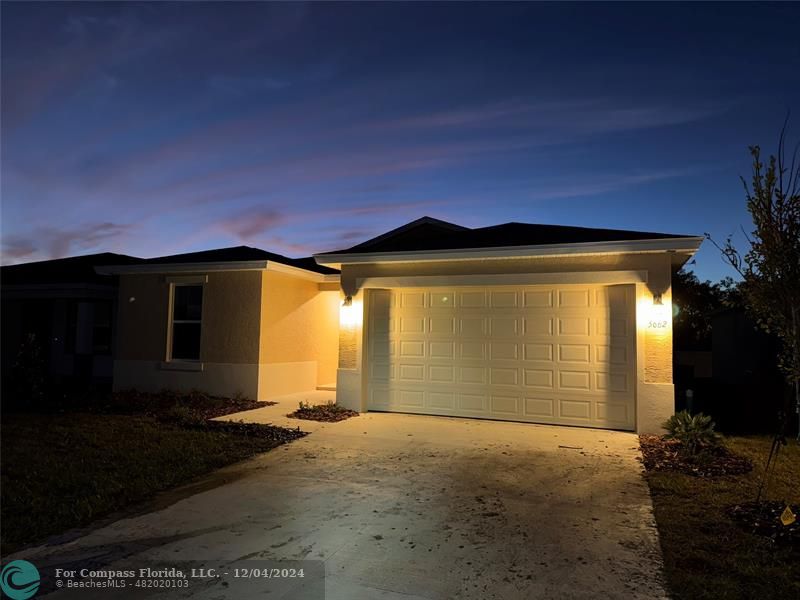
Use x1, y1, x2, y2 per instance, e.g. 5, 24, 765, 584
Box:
1, 237, 38, 263
218, 208, 285, 240
527, 167, 711, 201
1, 221, 133, 263
377, 99, 724, 137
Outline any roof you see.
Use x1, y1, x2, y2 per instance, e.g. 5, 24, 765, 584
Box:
320, 216, 696, 256
1, 252, 143, 286
141, 246, 338, 275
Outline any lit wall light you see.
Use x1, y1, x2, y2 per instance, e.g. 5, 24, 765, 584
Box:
653, 293, 663, 306
340, 295, 360, 328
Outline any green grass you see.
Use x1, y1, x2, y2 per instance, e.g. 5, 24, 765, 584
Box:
645, 435, 800, 599
1, 412, 290, 554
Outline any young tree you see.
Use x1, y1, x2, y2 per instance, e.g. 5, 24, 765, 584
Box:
707, 120, 800, 438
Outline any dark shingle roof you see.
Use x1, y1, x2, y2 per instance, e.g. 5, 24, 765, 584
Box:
320, 216, 696, 256
144, 246, 338, 275
1, 252, 143, 285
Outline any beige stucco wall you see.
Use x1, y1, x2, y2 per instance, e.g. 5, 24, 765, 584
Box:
116, 274, 171, 361
259, 270, 340, 388
115, 269, 340, 400
114, 271, 262, 398
115, 271, 261, 363
335, 252, 676, 433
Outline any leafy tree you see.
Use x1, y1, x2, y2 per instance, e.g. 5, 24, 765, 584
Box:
707, 120, 800, 438
672, 269, 743, 350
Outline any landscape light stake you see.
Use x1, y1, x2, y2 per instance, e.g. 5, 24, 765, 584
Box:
756, 411, 788, 504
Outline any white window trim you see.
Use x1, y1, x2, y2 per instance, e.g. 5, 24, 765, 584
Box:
165, 281, 204, 364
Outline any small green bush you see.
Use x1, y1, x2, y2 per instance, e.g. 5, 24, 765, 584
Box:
663, 410, 722, 455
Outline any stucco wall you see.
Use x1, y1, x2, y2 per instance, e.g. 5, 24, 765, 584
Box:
115, 271, 262, 363
260, 271, 340, 386
115, 274, 170, 361
340, 254, 672, 294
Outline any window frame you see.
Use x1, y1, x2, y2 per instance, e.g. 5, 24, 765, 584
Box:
166, 281, 205, 362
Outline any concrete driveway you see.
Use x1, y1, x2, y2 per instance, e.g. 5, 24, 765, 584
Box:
16, 395, 667, 599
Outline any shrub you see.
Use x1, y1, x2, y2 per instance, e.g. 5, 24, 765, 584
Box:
10, 333, 46, 404
161, 404, 206, 428
663, 410, 723, 455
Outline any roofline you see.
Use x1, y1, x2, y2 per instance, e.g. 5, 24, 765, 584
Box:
345, 216, 469, 253
315, 236, 705, 267
96, 260, 339, 282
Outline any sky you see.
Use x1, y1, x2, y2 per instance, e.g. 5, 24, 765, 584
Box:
2, 2, 799, 282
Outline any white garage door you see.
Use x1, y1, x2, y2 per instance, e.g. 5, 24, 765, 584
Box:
367, 285, 636, 430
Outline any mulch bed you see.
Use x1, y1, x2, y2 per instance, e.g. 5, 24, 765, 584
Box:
202, 420, 307, 442
639, 434, 753, 477
106, 389, 275, 420
287, 403, 359, 422
728, 501, 800, 548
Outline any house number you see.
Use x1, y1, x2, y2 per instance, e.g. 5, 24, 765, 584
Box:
648, 320, 668, 329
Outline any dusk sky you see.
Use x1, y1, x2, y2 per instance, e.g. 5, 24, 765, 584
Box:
2, 2, 799, 281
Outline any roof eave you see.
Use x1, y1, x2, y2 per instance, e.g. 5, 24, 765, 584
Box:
314, 236, 705, 268
95, 260, 339, 282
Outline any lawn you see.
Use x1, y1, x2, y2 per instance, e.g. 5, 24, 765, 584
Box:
645, 435, 800, 599
1, 394, 303, 555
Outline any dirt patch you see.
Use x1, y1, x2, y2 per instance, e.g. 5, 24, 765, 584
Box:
639, 434, 753, 477
728, 501, 799, 548
287, 402, 359, 422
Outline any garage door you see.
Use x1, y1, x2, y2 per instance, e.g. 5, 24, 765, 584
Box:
367, 285, 636, 430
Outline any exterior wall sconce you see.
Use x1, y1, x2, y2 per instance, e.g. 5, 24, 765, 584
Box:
340, 295, 359, 328
653, 293, 663, 306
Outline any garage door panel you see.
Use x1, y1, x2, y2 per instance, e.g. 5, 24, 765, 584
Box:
596, 401, 630, 424
559, 398, 592, 420
368, 284, 635, 430
523, 290, 553, 308
459, 317, 487, 336
459, 341, 486, 359
490, 290, 518, 307
491, 395, 520, 414
489, 341, 519, 360
429, 365, 455, 383
490, 367, 519, 386
523, 316, 554, 336
430, 291, 455, 307
558, 317, 591, 336
524, 343, 554, 361
524, 396, 555, 417
459, 366, 487, 384
558, 343, 591, 363
459, 291, 487, 308
429, 341, 455, 359
524, 368, 555, 388
558, 289, 591, 308
399, 340, 425, 357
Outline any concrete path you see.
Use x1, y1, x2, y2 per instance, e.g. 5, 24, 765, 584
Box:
14, 398, 668, 599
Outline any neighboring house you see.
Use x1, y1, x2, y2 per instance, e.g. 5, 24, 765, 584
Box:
98, 247, 340, 401
0, 252, 143, 392
314, 217, 702, 433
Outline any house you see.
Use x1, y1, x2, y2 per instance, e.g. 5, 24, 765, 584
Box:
314, 217, 702, 433
101, 217, 701, 434
97, 247, 340, 400
1, 252, 143, 395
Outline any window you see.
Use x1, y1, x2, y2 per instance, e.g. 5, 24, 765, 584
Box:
92, 301, 112, 355
171, 284, 203, 360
